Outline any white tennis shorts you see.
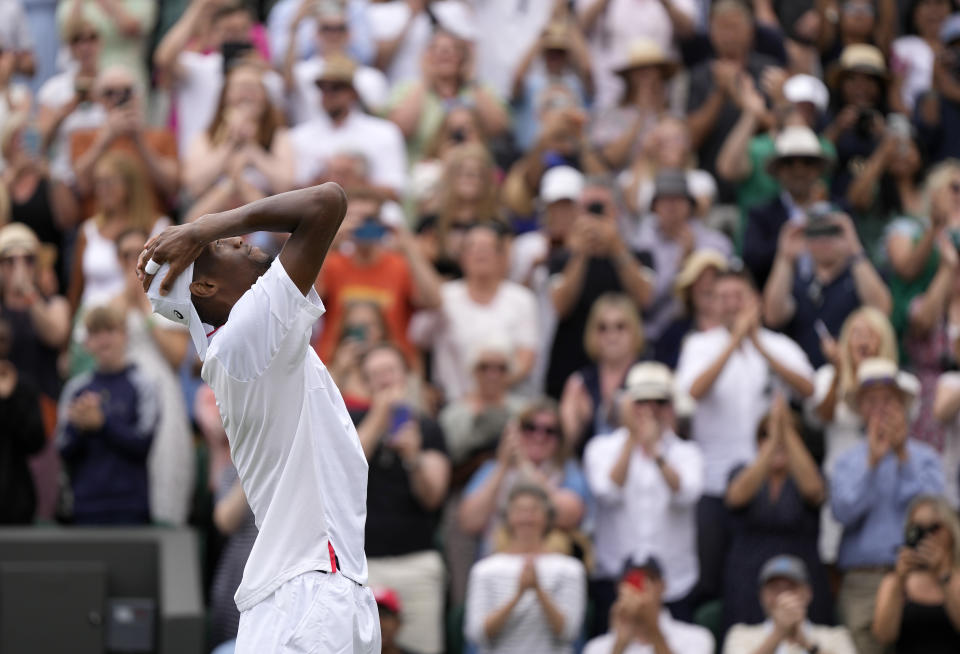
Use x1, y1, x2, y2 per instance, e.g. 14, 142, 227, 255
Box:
235, 571, 381, 654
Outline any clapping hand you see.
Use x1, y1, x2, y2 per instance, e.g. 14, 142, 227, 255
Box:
68, 391, 105, 431
517, 556, 539, 593
771, 591, 806, 639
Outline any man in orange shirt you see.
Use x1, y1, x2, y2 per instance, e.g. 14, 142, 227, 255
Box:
314, 190, 442, 364
69, 66, 179, 217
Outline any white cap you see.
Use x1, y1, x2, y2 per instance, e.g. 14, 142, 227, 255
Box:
625, 362, 674, 402
539, 166, 585, 205
855, 357, 920, 401
783, 74, 830, 113
147, 263, 209, 360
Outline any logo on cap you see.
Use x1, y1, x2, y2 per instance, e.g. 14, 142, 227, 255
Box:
173, 310, 184, 320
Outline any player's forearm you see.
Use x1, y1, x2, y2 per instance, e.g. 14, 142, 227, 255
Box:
192, 185, 342, 243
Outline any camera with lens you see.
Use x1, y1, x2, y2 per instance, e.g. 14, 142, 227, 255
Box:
855, 108, 879, 139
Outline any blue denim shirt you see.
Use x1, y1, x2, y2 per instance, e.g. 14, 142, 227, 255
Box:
831, 439, 944, 570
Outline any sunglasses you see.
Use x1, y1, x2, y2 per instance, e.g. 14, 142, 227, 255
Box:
780, 156, 821, 167
320, 23, 348, 33
101, 86, 132, 103
476, 361, 508, 373
598, 321, 628, 334
911, 521, 943, 533
448, 222, 473, 233
520, 421, 560, 438
71, 33, 99, 45
634, 398, 669, 407
315, 81, 352, 93
0, 253, 35, 266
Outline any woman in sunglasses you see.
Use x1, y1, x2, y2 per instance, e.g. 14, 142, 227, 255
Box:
873, 494, 960, 653
560, 293, 646, 458
458, 398, 589, 560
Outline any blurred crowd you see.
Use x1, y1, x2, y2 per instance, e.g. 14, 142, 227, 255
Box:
6, 0, 960, 653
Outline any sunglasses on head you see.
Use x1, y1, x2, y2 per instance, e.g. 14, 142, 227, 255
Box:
0, 253, 35, 266
520, 421, 560, 438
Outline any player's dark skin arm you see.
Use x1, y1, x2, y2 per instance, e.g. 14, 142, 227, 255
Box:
137, 184, 349, 296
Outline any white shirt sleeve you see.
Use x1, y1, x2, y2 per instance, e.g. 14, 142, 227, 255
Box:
554, 559, 587, 642
674, 331, 720, 398
804, 364, 836, 428
463, 561, 494, 648
370, 120, 409, 194
667, 441, 705, 507
509, 285, 539, 350
208, 258, 325, 382
584, 434, 626, 505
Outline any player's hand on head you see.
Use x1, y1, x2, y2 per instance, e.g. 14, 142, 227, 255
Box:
138, 222, 207, 295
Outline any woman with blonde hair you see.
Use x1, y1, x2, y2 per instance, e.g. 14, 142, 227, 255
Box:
181, 65, 293, 221
419, 143, 505, 275
67, 150, 167, 315
560, 293, 645, 457
806, 306, 898, 563
873, 494, 960, 652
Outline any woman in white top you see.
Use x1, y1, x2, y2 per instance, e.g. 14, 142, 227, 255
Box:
465, 483, 587, 654
182, 64, 294, 221
805, 306, 898, 562
891, 0, 954, 113
67, 150, 169, 314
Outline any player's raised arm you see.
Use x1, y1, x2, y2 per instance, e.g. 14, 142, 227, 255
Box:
138, 183, 348, 296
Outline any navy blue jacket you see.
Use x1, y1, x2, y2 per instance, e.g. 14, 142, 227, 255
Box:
743, 195, 790, 290
57, 365, 158, 524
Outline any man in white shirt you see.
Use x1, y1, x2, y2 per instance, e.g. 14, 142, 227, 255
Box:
723, 555, 857, 654
281, 1, 388, 125
584, 362, 704, 635
674, 267, 814, 603
290, 54, 407, 200
139, 184, 379, 653
583, 558, 714, 654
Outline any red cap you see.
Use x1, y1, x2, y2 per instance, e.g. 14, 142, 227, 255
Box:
373, 587, 403, 614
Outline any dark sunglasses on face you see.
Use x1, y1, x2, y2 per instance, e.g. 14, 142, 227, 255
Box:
0, 253, 35, 266
320, 23, 348, 33
780, 156, 821, 167
520, 421, 560, 438
102, 86, 133, 104
634, 398, 669, 407
476, 361, 508, 373
315, 81, 352, 93
71, 33, 99, 45
598, 321, 628, 334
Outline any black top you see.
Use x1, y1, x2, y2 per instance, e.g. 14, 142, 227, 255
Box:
352, 409, 448, 558
0, 379, 45, 524
544, 248, 652, 399
2, 302, 62, 399
895, 599, 960, 654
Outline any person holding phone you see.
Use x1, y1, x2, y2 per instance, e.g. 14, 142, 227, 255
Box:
872, 494, 960, 653
583, 559, 713, 654
464, 484, 587, 654
352, 343, 451, 654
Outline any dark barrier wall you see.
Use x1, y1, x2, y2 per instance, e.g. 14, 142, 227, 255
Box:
0, 528, 203, 654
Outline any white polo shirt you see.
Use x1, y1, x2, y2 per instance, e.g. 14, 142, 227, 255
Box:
202, 258, 369, 612
584, 610, 714, 654
583, 429, 703, 600
675, 327, 814, 496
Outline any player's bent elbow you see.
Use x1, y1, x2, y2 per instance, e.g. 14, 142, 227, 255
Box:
308, 182, 347, 218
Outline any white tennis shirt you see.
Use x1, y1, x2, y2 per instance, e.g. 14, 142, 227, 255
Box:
202, 258, 369, 612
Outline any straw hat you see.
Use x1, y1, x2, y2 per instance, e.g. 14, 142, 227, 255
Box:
765, 126, 831, 175
827, 43, 889, 88
541, 22, 569, 51
315, 54, 357, 86
851, 357, 920, 413
0, 222, 39, 257
613, 39, 678, 78
674, 249, 729, 297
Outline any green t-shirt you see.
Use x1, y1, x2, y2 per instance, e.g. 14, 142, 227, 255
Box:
735, 133, 837, 252
885, 215, 940, 362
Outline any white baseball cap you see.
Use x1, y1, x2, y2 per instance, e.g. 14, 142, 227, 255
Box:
783, 74, 830, 113
625, 362, 674, 402
147, 262, 209, 360
539, 166, 585, 205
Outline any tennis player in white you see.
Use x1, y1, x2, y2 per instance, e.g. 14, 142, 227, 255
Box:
137, 184, 379, 653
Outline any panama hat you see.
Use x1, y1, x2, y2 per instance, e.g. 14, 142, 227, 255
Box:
765, 126, 831, 175
828, 43, 889, 88
613, 39, 678, 78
